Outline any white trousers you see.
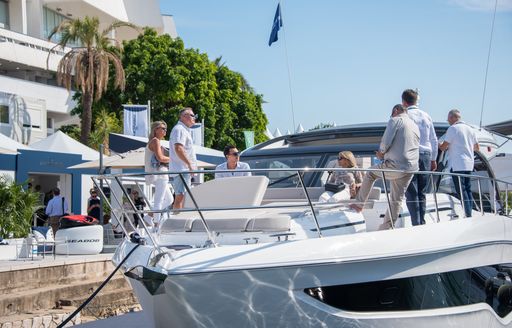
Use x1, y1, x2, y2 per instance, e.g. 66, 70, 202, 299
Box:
153, 178, 174, 224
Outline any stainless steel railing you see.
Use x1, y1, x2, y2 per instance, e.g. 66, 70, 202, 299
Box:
93, 167, 512, 251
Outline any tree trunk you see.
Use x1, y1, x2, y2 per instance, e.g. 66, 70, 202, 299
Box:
81, 90, 93, 145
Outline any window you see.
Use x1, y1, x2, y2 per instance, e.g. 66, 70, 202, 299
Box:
305, 264, 512, 318
244, 155, 321, 188
0, 104, 8, 124
0, 0, 8, 29
43, 7, 80, 46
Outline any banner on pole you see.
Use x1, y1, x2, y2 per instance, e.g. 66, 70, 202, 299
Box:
243, 130, 255, 149
123, 105, 148, 137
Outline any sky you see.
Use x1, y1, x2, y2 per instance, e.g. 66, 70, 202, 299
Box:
159, 0, 512, 137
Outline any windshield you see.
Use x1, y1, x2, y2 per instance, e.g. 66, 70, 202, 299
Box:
244, 155, 322, 188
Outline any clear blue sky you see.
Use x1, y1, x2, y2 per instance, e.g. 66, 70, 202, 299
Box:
160, 0, 512, 136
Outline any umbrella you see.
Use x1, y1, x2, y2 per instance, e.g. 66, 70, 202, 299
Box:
68, 147, 216, 169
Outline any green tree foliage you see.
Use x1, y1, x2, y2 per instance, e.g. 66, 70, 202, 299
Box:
89, 108, 122, 154
0, 176, 38, 238
97, 28, 267, 149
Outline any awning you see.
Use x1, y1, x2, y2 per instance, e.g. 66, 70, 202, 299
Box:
68, 147, 216, 169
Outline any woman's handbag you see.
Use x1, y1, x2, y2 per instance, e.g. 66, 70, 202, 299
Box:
324, 182, 346, 193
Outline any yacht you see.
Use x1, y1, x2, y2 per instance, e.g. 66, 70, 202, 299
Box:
103, 124, 512, 328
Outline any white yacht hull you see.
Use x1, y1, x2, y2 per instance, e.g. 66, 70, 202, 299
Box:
115, 216, 512, 328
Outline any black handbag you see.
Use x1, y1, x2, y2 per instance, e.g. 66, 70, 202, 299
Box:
324, 182, 346, 193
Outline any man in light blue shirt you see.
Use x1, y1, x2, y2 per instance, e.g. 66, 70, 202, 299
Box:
402, 89, 438, 226
45, 188, 69, 233
215, 145, 251, 179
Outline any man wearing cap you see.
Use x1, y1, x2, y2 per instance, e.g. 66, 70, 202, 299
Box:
169, 107, 197, 209
215, 145, 251, 179
350, 104, 420, 230
402, 89, 438, 226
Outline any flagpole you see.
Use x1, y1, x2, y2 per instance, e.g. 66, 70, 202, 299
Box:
279, 0, 296, 131
147, 100, 151, 133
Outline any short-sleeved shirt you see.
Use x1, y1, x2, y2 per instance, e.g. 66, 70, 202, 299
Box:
215, 162, 252, 179
444, 121, 478, 171
169, 121, 196, 174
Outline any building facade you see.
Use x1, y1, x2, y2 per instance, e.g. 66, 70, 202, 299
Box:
0, 0, 176, 145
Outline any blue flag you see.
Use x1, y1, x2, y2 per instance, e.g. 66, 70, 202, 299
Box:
268, 3, 283, 46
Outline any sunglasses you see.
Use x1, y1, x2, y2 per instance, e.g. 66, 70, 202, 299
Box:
185, 113, 198, 119
159, 127, 167, 131
229, 152, 240, 157
338, 157, 345, 161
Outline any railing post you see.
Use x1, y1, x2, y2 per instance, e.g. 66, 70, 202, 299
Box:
114, 176, 161, 250
430, 173, 440, 223
101, 177, 138, 233
492, 179, 497, 215
297, 170, 322, 238
457, 175, 465, 218
381, 171, 395, 229
506, 184, 509, 216
179, 173, 217, 247
477, 178, 484, 216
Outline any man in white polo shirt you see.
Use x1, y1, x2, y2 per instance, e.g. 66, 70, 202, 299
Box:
439, 109, 480, 217
169, 107, 197, 209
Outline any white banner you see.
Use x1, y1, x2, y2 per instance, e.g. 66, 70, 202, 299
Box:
123, 105, 148, 137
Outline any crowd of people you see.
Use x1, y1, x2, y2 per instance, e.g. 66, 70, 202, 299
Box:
349, 89, 479, 229
137, 89, 479, 231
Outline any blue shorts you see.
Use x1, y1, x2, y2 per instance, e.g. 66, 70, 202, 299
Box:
171, 173, 191, 195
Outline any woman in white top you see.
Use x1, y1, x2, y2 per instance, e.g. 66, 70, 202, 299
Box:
145, 121, 173, 226
319, 151, 363, 203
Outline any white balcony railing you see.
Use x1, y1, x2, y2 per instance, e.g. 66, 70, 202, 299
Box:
0, 27, 72, 72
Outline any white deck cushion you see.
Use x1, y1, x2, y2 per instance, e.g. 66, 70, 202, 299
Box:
183, 176, 269, 209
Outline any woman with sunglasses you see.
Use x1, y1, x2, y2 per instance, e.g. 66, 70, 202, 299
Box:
319, 151, 362, 203
145, 121, 173, 227
215, 145, 251, 179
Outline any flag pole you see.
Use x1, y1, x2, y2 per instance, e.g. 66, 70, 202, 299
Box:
147, 100, 151, 133
279, 0, 296, 131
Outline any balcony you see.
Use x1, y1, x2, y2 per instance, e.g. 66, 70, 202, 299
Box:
0, 74, 75, 114
0, 27, 71, 72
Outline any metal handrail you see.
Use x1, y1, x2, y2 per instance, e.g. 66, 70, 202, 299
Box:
95, 167, 512, 252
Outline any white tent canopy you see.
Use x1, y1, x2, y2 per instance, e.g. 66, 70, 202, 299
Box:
0, 133, 32, 152
109, 133, 224, 158
296, 124, 305, 133
265, 127, 274, 139
30, 131, 100, 161
273, 128, 282, 137
68, 147, 216, 169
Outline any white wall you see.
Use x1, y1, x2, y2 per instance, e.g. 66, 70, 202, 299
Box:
0, 170, 15, 181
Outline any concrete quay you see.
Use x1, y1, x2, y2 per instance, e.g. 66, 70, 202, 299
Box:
0, 254, 139, 327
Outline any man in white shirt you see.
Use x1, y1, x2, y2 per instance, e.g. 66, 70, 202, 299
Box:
169, 107, 197, 209
402, 89, 438, 226
45, 188, 69, 233
439, 109, 479, 217
351, 104, 419, 230
215, 145, 251, 179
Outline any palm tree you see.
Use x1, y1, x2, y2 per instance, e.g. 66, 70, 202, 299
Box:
48, 16, 137, 144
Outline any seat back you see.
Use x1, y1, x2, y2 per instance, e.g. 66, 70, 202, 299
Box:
184, 176, 269, 209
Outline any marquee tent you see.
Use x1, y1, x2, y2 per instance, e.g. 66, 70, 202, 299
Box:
30, 131, 100, 161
